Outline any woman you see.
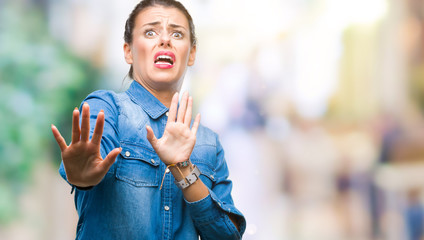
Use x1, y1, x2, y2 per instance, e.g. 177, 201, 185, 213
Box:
51, 0, 246, 239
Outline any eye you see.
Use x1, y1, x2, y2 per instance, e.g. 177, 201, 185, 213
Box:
172, 31, 183, 39
145, 30, 157, 37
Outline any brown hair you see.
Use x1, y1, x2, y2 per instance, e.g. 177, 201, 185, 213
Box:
124, 0, 197, 79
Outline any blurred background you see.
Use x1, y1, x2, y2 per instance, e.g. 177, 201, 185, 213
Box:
1, 0, 424, 239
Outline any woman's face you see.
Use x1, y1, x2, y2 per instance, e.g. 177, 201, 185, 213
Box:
124, 6, 196, 92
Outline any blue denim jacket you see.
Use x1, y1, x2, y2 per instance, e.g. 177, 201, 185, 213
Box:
59, 81, 246, 239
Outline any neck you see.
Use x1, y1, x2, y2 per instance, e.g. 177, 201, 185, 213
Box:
134, 79, 181, 108
151, 89, 176, 108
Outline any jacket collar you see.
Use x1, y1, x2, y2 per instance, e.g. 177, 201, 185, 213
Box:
126, 81, 168, 120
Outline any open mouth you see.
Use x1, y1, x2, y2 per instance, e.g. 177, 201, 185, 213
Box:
155, 55, 174, 65
154, 51, 175, 68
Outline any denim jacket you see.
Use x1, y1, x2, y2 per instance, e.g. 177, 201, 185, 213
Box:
59, 81, 246, 240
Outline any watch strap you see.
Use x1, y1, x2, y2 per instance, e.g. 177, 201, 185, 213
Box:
174, 165, 201, 189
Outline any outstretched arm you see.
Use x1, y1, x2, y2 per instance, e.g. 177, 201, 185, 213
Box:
146, 91, 209, 201
145, 91, 240, 232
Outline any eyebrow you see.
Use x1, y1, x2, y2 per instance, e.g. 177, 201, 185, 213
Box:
169, 23, 186, 30
142, 21, 161, 27
142, 21, 187, 30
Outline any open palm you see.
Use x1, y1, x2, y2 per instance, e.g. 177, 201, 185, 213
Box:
146, 92, 200, 166
51, 103, 121, 187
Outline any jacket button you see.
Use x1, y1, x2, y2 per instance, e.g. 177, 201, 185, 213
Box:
125, 151, 130, 157
164, 206, 170, 211
151, 159, 155, 164
166, 112, 169, 117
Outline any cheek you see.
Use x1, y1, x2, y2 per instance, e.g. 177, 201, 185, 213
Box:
132, 51, 150, 71
133, 40, 152, 61
177, 45, 191, 64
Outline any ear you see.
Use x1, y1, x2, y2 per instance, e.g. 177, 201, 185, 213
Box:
123, 43, 133, 64
187, 45, 196, 66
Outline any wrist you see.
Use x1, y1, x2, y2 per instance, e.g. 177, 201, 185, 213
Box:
169, 161, 193, 181
67, 176, 96, 188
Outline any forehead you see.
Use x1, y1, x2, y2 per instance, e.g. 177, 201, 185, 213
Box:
135, 6, 189, 28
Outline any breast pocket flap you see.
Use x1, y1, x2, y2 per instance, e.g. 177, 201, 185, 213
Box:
119, 142, 160, 166
116, 142, 160, 187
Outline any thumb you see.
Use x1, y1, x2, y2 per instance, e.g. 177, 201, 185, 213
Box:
101, 147, 121, 172
146, 125, 158, 147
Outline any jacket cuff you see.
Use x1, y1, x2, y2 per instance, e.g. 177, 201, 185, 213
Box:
185, 194, 222, 224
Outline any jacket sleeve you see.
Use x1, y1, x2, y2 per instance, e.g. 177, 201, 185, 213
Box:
185, 135, 246, 239
58, 90, 120, 191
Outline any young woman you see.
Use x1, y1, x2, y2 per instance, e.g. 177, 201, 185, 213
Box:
51, 0, 246, 239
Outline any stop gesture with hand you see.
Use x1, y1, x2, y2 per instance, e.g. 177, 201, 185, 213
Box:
146, 91, 200, 166
51, 103, 121, 187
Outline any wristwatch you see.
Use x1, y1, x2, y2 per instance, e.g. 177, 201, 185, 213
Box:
177, 159, 191, 168
174, 165, 201, 189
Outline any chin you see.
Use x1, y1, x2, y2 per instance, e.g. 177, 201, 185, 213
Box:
153, 71, 184, 84
153, 74, 178, 83
151, 76, 182, 89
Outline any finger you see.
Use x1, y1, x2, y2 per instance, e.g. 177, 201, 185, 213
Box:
101, 147, 121, 172
71, 108, 80, 144
51, 124, 68, 152
91, 110, 104, 146
184, 96, 193, 127
80, 103, 90, 142
167, 92, 179, 124
146, 125, 158, 149
191, 113, 201, 135
177, 91, 189, 123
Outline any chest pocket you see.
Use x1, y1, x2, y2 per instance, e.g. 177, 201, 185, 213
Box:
116, 142, 160, 187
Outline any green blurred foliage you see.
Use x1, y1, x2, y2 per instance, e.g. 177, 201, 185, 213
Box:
0, 2, 101, 224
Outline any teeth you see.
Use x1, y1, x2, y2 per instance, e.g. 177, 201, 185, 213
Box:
156, 55, 172, 60
156, 62, 172, 65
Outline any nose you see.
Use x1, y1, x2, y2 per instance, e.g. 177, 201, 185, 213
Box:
159, 33, 171, 48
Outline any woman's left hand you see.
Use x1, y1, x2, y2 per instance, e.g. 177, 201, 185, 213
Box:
146, 91, 200, 165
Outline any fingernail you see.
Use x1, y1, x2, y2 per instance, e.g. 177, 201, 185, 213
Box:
74, 107, 78, 111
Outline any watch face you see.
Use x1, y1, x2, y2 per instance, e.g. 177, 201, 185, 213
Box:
178, 159, 190, 167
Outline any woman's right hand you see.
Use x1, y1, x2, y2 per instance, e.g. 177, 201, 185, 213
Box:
51, 103, 121, 187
